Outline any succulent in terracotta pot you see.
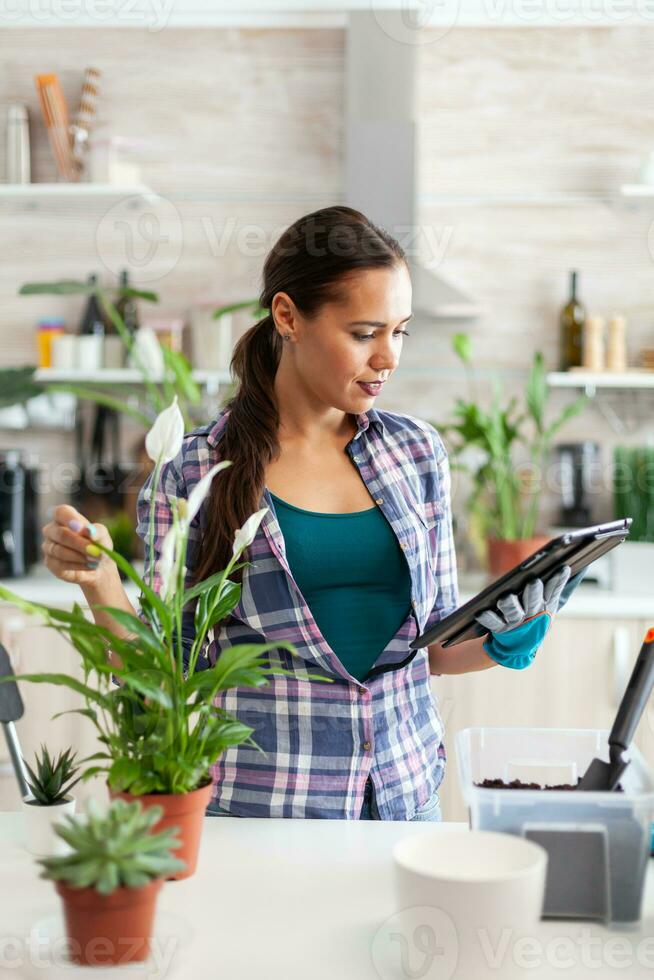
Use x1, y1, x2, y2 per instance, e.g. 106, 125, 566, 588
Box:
37, 797, 184, 966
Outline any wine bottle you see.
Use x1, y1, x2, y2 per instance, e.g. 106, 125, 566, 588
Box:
78, 273, 106, 337
114, 269, 140, 336
559, 270, 586, 371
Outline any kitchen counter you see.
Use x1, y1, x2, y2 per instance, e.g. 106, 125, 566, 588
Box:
0, 565, 141, 608
1, 566, 651, 619
2, 811, 654, 979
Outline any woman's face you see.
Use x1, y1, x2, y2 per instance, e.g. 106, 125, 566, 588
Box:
273, 262, 413, 414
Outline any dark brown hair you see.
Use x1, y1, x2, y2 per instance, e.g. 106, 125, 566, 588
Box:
193, 205, 406, 589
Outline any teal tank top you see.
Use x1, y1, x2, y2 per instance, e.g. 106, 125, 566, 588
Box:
269, 491, 412, 682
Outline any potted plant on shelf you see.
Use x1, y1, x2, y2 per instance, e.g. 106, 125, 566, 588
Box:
38, 797, 185, 966
612, 445, 654, 594
21, 744, 83, 856
0, 397, 332, 878
437, 334, 587, 576
19, 277, 203, 429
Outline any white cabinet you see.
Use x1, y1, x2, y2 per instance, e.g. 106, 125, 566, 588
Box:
433, 618, 654, 822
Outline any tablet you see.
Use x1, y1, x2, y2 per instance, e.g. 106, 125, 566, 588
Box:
409, 517, 632, 650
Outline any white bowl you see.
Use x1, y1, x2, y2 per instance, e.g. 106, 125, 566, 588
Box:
391, 830, 547, 979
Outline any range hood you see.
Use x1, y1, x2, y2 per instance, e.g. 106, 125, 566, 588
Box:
344, 9, 482, 320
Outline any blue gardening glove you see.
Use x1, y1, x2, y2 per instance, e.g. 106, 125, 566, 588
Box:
555, 565, 588, 611
475, 565, 572, 670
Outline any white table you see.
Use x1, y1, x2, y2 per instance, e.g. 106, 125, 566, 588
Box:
2, 812, 654, 980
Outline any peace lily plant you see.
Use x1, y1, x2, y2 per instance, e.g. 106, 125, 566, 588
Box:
0, 398, 331, 867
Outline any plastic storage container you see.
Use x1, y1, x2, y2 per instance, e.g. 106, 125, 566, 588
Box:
456, 726, 654, 925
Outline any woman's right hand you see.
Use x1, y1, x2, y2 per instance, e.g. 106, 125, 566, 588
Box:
42, 504, 115, 588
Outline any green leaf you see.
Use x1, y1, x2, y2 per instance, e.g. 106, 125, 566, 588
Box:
161, 347, 202, 404
183, 641, 300, 700
114, 286, 158, 303
525, 351, 547, 433
19, 279, 93, 296
90, 544, 172, 634
212, 299, 262, 319
181, 563, 249, 607
0, 367, 44, 409
0, 672, 111, 710
543, 394, 588, 442
119, 671, 173, 708
90, 606, 168, 663
107, 758, 142, 792
452, 332, 472, 365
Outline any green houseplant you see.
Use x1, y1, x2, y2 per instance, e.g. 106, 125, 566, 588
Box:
21, 745, 83, 857
437, 333, 587, 575
38, 797, 184, 966
19, 278, 203, 428
103, 509, 137, 580
0, 397, 331, 878
611, 446, 654, 594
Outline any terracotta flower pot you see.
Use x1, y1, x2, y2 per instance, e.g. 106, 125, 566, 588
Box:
487, 536, 550, 578
108, 780, 213, 880
55, 877, 163, 966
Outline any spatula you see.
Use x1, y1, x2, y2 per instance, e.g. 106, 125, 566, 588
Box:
578, 627, 654, 792
0, 643, 30, 799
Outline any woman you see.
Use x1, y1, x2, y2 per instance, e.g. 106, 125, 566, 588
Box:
42, 206, 581, 821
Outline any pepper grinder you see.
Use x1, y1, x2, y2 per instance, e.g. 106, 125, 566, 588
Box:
606, 314, 628, 372
5, 104, 31, 184
582, 315, 605, 371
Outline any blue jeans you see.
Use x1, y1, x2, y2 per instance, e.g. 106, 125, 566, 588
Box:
205, 779, 442, 820
359, 776, 442, 821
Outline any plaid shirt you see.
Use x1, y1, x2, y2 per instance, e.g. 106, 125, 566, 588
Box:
135, 406, 459, 819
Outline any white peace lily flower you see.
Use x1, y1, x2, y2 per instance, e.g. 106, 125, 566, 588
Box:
132, 325, 165, 380
232, 507, 268, 558
186, 461, 232, 524
145, 396, 184, 464
158, 525, 179, 601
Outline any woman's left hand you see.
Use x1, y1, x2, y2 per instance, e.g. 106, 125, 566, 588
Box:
475, 564, 586, 670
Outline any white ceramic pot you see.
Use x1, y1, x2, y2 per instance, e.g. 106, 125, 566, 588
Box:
21, 795, 76, 856
392, 830, 547, 980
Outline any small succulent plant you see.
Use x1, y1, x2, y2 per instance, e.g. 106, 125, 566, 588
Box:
38, 797, 186, 894
24, 745, 83, 806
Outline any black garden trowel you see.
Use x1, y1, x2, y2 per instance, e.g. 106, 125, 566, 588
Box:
577, 627, 654, 792
0, 643, 30, 799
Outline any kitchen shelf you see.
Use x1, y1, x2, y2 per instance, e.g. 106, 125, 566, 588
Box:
547, 370, 654, 434
547, 370, 654, 392
35, 367, 232, 388
0, 183, 159, 207
420, 192, 614, 207
620, 184, 654, 200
